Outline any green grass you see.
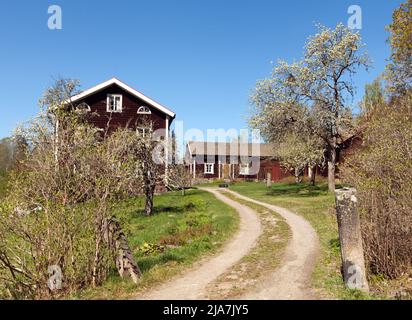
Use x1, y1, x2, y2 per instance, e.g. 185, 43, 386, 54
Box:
75, 189, 239, 299
228, 180, 381, 300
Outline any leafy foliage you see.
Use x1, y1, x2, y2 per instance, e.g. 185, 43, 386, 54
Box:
275, 133, 325, 183
385, 0, 412, 95
342, 93, 412, 279
0, 78, 149, 299
250, 23, 369, 191
341, 1, 412, 282
0, 109, 147, 298
359, 77, 386, 121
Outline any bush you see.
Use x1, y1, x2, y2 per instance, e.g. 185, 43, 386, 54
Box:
0, 170, 7, 199
0, 110, 145, 299
341, 93, 412, 279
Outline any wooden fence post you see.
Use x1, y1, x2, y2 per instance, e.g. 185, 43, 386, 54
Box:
266, 172, 272, 188
335, 187, 369, 292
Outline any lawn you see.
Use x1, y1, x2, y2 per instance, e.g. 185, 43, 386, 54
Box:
76, 188, 239, 299
229, 180, 377, 300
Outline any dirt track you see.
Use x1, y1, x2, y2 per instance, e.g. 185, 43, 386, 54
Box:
136, 187, 319, 300
136, 188, 261, 300
224, 189, 319, 300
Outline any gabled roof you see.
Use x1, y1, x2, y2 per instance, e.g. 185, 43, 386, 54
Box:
187, 141, 276, 158
66, 77, 176, 118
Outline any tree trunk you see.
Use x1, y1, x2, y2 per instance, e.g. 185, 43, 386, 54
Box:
309, 165, 316, 186
144, 184, 155, 216
328, 147, 336, 192
294, 168, 302, 184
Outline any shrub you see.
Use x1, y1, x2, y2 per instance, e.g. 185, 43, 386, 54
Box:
341, 93, 412, 279
0, 110, 144, 299
0, 170, 7, 199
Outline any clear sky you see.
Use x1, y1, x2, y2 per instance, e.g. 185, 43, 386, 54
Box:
0, 0, 402, 139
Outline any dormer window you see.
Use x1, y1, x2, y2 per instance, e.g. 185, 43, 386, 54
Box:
137, 106, 151, 114
107, 94, 123, 112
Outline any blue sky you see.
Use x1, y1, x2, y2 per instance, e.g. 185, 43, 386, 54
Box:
0, 0, 402, 139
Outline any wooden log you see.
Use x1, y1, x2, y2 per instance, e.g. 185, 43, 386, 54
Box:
335, 188, 369, 292
103, 217, 141, 284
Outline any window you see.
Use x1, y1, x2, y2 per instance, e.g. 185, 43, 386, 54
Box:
137, 106, 151, 114
136, 127, 148, 137
204, 163, 214, 174
239, 163, 251, 175
107, 94, 123, 112
75, 102, 91, 112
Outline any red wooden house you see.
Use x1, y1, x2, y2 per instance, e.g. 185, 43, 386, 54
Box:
68, 77, 176, 134
67, 78, 176, 181
185, 141, 289, 181
185, 137, 362, 182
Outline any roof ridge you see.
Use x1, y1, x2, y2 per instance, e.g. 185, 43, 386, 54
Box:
65, 78, 176, 118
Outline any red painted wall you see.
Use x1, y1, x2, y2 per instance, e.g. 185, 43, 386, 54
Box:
74, 83, 167, 133
259, 158, 289, 181
191, 156, 289, 181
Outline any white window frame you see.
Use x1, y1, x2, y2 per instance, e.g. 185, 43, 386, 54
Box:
107, 94, 123, 113
137, 106, 151, 114
136, 127, 148, 137
239, 163, 251, 175
75, 102, 91, 112
204, 163, 214, 174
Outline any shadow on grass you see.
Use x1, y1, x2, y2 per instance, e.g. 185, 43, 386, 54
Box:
266, 183, 329, 198
132, 202, 199, 217
137, 251, 184, 272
